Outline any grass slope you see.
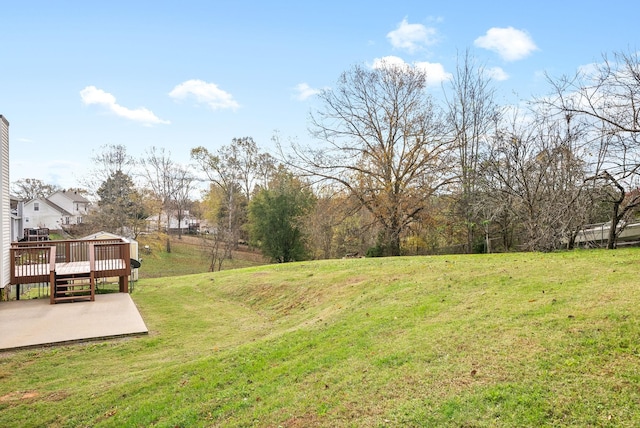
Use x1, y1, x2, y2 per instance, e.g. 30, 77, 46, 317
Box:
136, 234, 266, 278
1, 249, 640, 427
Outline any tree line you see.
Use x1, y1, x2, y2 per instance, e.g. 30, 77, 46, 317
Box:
12, 49, 640, 265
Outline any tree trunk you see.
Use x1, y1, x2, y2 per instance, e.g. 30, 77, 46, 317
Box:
607, 202, 620, 250
385, 226, 401, 256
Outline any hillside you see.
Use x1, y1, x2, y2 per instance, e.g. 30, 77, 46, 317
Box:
135, 233, 267, 278
1, 249, 640, 427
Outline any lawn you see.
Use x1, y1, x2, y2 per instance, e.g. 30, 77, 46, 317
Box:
136, 233, 266, 278
1, 249, 639, 427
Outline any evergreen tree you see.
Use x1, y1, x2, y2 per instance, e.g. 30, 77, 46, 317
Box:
96, 170, 146, 235
248, 170, 315, 262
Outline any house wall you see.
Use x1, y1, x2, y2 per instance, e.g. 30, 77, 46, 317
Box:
48, 191, 88, 216
1, 115, 9, 289
145, 211, 199, 232
11, 200, 23, 241
22, 199, 67, 230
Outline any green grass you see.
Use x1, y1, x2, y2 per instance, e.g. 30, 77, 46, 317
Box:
2, 249, 640, 426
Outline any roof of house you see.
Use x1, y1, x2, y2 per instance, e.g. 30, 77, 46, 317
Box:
81, 231, 130, 241
52, 190, 91, 204
24, 197, 74, 217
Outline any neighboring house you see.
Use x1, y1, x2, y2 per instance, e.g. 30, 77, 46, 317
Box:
10, 195, 24, 241
20, 191, 90, 231
145, 210, 201, 233
1, 115, 9, 293
48, 190, 90, 220
22, 197, 74, 230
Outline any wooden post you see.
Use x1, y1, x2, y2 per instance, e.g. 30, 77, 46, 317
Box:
120, 242, 130, 293
49, 246, 57, 304
90, 272, 95, 301
88, 243, 96, 299
119, 275, 129, 293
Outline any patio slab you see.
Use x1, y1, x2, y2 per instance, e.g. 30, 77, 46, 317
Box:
0, 293, 148, 351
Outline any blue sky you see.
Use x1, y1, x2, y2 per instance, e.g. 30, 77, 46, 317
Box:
2, 0, 639, 190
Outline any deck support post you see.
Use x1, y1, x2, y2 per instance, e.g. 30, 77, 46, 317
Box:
49, 247, 57, 304
119, 275, 128, 293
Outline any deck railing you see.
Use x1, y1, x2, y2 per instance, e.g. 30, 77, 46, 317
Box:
12, 239, 124, 263
10, 239, 132, 294
93, 242, 130, 279
10, 245, 57, 285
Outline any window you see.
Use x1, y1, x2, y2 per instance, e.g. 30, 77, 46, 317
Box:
65, 217, 70, 225
77, 217, 83, 224
34, 202, 39, 211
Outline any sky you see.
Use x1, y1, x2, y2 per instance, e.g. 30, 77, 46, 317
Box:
2, 0, 639, 191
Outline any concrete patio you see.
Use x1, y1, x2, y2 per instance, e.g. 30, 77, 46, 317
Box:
0, 293, 148, 351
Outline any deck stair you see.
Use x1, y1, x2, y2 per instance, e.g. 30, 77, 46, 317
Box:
53, 272, 95, 303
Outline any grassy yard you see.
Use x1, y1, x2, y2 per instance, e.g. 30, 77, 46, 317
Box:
1, 249, 640, 426
136, 233, 266, 278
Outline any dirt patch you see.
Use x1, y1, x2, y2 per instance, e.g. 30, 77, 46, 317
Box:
0, 391, 39, 402
281, 413, 323, 427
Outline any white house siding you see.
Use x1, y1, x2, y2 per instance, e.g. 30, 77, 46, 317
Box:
48, 191, 89, 216
22, 198, 71, 230
1, 115, 10, 289
145, 211, 199, 232
10, 198, 23, 241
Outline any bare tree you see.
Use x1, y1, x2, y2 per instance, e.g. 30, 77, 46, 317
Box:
544, 50, 640, 248
85, 144, 136, 194
546, 50, 640, 135
582, 127, 640, 248
11, 178, 60, 200
480, 108, 589, 251
170, 164, 197, 240
445, 50, 501, 252
199, 183, 237, 271
284, 62, 455, 256
226, 137, 260, 199
585, 170, 640, 248
192, 137, 275, 200
204, 223, 228, 272
192, 138, 275, 267
140, 147, 177, 251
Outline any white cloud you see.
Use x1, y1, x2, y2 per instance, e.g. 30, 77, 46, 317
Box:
486, 66, 509, 81
414, 62, 452, 86
372, 55, 408, 69
169, 79, 239, 111
387, 18, 438, 53
80, 86, 170, 126
293, 83, 322, 101
372, 56, 452, 87
577, 62, 601, 77
474, 27, 538, 61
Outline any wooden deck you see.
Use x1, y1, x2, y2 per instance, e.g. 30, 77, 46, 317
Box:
9, 239, 131, 304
